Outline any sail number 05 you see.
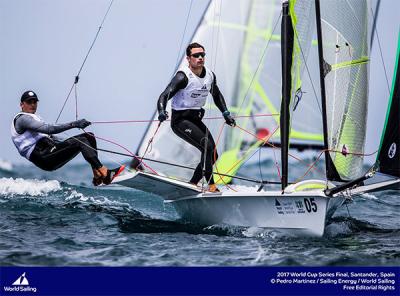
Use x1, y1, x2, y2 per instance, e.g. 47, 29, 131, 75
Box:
303, 198, 318, 212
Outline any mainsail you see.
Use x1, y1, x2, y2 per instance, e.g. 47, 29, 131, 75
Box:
316, 0, 370, 181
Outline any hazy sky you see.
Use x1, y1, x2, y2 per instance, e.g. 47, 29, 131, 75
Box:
1, 0, 399, 166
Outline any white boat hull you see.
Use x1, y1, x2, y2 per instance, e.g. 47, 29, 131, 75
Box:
114, 172, 346, 236
167, 192, 344, 237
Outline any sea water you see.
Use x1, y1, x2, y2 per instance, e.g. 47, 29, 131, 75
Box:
0, 161, 399, 266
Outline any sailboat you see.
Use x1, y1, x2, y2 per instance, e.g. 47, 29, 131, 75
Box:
114, 0, 373, 236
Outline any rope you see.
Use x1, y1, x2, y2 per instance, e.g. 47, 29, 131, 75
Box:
92, 133, 158, 175
61, 130, 127, 172
138, 122, 162, 166
236, 11, 282, 116
369, 4, 391, 96
213, 122, 237, 192
173, 0, 194, 70
292, 26, 322, 114
96, 147, 280, 185
76, 122, 160, 178
55, 0, 115, 123
74, 84, 79, 120
91, 113, 279, 124
234, 122, 379, 183
213, 125, 277, 184
234, 124, 282, 178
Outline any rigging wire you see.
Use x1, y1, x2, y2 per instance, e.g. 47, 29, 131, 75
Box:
213, 125, 280, 184
62, 125, 288, 186
136, 0, 194, 166
211, 0, 222, 70
233, 125, 283, 180
199, 0, 222, 189
258, 144, 264, 189
95, 146, 281, 185
91, 113, 279, 124
55, 0, 115, 123
292, 27, 322, 114
369, 5, 391, 96
213, 122, 238, 192
62, 129, 158, 175
236, 11, 282, 116
138, 122, 162, 168
173, 0, 194, 70
74, 84, 79, 120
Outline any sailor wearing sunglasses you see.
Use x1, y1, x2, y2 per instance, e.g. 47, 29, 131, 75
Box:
11, 90, 124, 186
156, 42, 235, 192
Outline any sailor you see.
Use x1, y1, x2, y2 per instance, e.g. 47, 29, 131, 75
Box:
157, 42, 236, 192
11, 90, 124, 186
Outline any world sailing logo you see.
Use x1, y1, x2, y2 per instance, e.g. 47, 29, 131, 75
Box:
3, 272, 38, 293
388, 143, 396, 159
12, 272, 29, 286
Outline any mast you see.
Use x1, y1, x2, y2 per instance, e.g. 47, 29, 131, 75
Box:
280, 0, 294, 190
314, 0, 342, 182
370, 0, 381, 48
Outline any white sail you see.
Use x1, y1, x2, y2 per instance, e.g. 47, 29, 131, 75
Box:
319, 0, 370, 180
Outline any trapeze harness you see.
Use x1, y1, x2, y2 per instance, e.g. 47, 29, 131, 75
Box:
157, 66, 229, 185
11, 112, 102, 171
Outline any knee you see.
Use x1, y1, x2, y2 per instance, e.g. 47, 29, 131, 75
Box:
81, 132, 97, 145
83, 132, 95, 141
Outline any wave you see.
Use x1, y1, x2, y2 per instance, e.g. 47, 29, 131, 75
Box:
0, 159, 13, 172
0, 177, 62, 197
325, 216, 400, 237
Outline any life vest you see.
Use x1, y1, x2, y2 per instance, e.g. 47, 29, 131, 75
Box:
171, 66, 214, 110
11, 112, 48, 160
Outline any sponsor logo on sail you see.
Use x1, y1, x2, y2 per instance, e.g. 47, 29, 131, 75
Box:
3, 272, 37, 293
388, 143, 396, 159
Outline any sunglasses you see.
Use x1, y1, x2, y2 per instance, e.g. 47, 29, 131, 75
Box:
190, 52, 206, 58
23, 100, 38, 105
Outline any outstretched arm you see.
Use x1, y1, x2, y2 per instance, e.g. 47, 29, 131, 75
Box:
15, 115, 90, 135
157, 71, 188, 114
